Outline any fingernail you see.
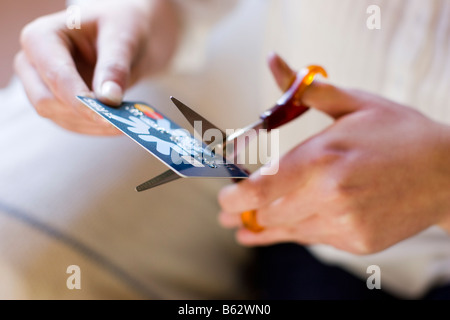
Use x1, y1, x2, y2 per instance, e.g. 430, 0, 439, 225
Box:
100, 81, 123, 105
267, 51, 278, 61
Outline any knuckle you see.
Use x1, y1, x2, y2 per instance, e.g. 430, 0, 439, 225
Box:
307, 141, 345, 168
332, 173, 357, 200
309, 152, 339, 168
19, 23, 35, 47
352, 233, 380, 255
103, 60, 130, 80
322, 161, 362, 204
20, 17, 47, 47
44, 68, 59, 88
118, 32, 140, 51
337, 214, 380, 255
44, 63, 72, 91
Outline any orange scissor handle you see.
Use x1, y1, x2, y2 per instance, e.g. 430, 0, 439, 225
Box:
241, 65, 327, 233
241, 210, 264, 233
301, 65, 328, 86
260, 65, 328, 131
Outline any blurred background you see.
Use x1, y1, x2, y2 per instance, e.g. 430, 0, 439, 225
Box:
0, 0, 64, 87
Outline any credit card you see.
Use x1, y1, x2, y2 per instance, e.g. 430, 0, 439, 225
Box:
77, 96, 248, 179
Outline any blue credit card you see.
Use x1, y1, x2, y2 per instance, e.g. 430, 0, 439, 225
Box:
77, 96, 248, 179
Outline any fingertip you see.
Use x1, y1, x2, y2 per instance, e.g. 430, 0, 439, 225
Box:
266, 52, 296, 92
218, 211, 242, 228
97, 81, 123, 106
236, 228, 261, 246
266, 51, 279, 64
217, 184, 239, 211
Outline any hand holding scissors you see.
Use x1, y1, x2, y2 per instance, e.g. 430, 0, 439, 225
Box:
168, 54, 327, 232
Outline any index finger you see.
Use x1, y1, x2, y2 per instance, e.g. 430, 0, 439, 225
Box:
218, 137, 324, 214
20, 13, 95, 121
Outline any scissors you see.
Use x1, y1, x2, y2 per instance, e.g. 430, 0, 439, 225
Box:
136, 65, 327, 232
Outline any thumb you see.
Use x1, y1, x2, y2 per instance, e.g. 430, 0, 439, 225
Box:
267, 52, 297, 92
268, 52, 363, 119
302, 82, 364, 119
93, 22, 138, 106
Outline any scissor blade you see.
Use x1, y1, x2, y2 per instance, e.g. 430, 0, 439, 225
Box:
222, 119, 264, 161
204, 120, 264, 159
170, 96, 226, 141
136, 169, 181, 192
225, 119, 264, 144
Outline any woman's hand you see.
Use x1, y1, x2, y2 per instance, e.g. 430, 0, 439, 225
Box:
218, 54, 450, 255
14, 0, 180, 135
